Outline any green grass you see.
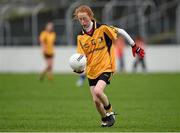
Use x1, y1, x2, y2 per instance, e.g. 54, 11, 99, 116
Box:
0, 73, 180, 131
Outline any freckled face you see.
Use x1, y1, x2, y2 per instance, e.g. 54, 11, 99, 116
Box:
77, 12, 91, 29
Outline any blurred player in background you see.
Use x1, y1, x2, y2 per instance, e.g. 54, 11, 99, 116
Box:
115, 37, 126, 72
73, 5, 145, 127
133, 36, 147, 72
39, 22, 56, 81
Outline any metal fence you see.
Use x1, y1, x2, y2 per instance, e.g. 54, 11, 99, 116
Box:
0, 0, 180, 46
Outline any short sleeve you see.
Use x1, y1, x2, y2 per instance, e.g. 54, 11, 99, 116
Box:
104, 25, 118, 40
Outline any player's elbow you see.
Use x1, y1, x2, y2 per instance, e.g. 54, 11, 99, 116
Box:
117, 28, 126, 35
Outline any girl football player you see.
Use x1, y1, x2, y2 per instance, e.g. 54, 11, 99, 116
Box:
74, 5, 145, 127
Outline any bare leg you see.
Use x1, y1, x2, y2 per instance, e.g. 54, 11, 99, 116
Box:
90, 86, 106, 118
40, 57, 53, 81
90, 80, 115, 127
93, 80, 110, 107
47, 58, 53, 81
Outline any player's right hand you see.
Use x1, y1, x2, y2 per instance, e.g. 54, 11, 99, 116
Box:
73, 70, 84, 74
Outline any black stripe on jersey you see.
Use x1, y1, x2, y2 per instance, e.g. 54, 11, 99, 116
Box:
104, 32, 112, 54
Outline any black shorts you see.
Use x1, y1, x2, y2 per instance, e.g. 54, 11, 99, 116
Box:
88, 72, 113, 86
43, 53, 54, 59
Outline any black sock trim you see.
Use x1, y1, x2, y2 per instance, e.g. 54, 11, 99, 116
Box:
104, 103, 111, 110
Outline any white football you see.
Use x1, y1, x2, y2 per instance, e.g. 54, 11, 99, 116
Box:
69, 53, 87, 71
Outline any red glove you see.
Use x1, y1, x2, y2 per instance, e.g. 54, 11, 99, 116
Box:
132, 44, 145, 58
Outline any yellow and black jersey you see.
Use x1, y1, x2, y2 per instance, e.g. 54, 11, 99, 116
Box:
77, 20, 118, 79
39, 31, 56, 55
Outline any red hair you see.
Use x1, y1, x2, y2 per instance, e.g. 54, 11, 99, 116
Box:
74, 5, 94, 20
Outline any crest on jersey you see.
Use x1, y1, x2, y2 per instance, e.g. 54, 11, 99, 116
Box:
91, 39, 96, 45
98, 37, 103, 43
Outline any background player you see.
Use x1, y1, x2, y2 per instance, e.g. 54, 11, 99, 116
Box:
133, 35, 147, 72
73, 5, 145, 127
115, 37, 126, 73
39, 22, 56, 81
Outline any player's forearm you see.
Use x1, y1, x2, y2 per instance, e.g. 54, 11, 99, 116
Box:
116, 28, 135, 46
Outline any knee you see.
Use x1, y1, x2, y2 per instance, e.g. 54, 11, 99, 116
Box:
94, 89, 102, 98
47, 65, 52, 71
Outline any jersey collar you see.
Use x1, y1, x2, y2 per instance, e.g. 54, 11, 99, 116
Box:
82, 20, 97, 36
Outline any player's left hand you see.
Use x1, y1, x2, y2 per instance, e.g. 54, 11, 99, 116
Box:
73, 70, 84, 74
132, 44, 145, 58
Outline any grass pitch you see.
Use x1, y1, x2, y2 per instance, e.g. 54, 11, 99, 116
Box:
0, 73, 180, 132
